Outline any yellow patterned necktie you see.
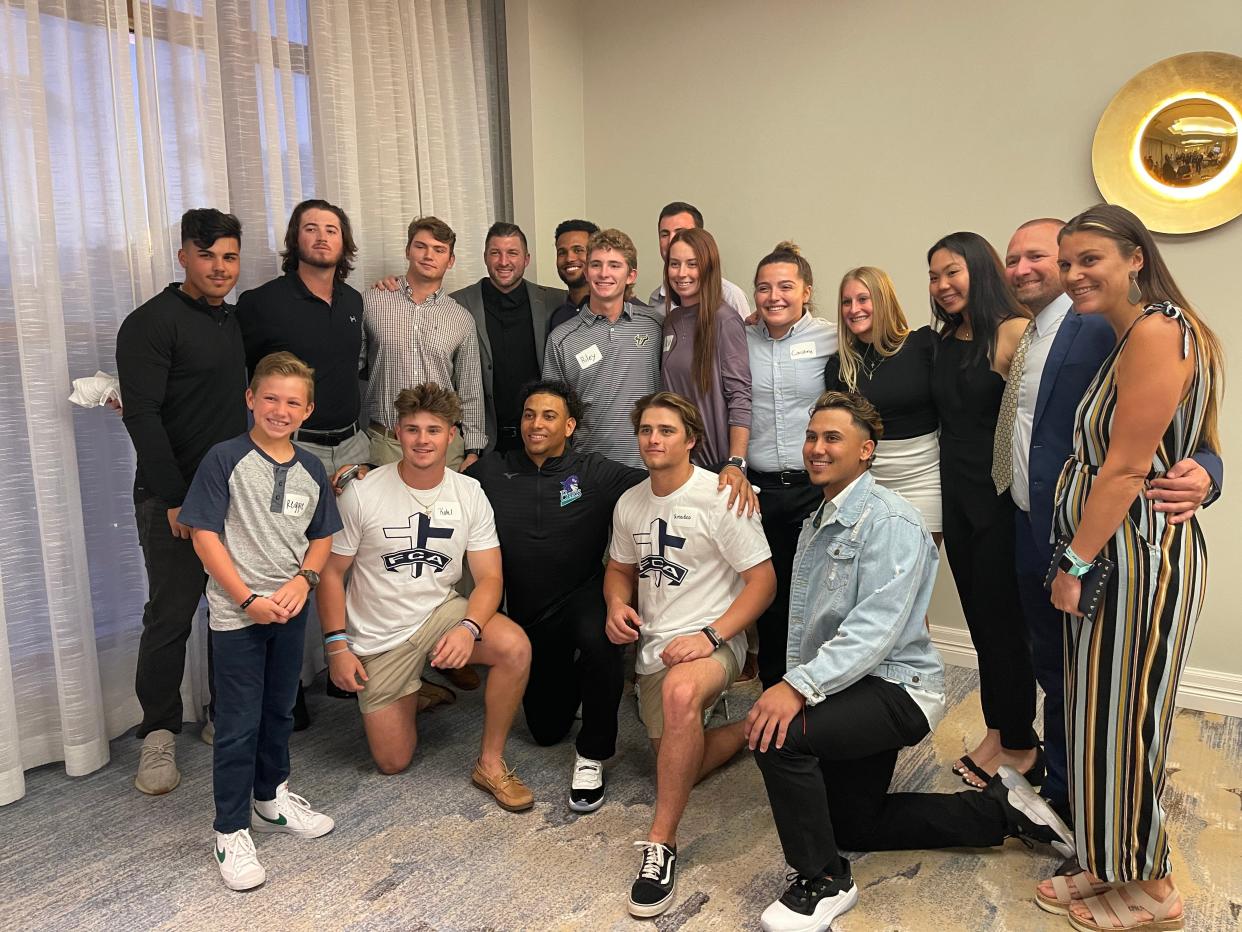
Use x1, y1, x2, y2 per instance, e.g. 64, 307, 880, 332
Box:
992, 320, 1035, 494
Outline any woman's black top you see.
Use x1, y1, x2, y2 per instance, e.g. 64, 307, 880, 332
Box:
931, 332, 1004, 488
824, 325, 939, 441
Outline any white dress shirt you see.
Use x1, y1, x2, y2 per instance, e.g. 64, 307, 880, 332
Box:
1010, 293, 1073, 512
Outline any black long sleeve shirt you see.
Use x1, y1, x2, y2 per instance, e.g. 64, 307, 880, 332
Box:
116, 284, 247, 506
466, 447, 644, 626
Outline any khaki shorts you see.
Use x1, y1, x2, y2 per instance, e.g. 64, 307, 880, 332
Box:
367, 425, 465, 472
635, 645, 740, 739
356, 594, 470, 713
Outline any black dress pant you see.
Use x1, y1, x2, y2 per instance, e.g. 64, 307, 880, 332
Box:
754, 676, 1014, 877
751, 474, 822, 689
520, 581, 623, 761
134, 495, 211, 737
940, 487, 1036, 749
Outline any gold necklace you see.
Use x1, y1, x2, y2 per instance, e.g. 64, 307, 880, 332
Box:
398, 461, 445, 514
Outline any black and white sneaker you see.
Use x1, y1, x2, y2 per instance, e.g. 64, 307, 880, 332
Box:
760, 863, 858, 932
627, 841, 677, 917
994, 765, 1076, 859
569, 753, 605, 813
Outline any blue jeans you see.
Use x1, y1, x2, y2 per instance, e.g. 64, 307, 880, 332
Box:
211, 611, 307, 833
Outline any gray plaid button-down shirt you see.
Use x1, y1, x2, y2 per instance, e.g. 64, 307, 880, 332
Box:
361, 280, 487, 449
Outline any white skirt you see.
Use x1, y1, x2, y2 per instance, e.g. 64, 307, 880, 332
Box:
871, 430, 942, 532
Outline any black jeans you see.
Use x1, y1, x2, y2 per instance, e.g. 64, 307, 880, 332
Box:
134, 495, 211, 737
751, 475, 822, 689
520, 581, 623, 761
754, 676, 1015, 877
212, 610, 306, 832
940, 488, 1037, 749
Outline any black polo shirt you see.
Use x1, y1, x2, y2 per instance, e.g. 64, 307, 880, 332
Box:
236, 271, 364, 430
466, 447, 644, 626
116, 284, 248, 506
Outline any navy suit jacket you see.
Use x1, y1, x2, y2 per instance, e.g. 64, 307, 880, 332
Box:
1023, 307, 1224, 569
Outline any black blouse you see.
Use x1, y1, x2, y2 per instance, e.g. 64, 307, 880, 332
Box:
824, 325, 939, 440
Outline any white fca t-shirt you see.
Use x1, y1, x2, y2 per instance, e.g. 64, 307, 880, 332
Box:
332, 464, 499, 655
610, 466, 771, 675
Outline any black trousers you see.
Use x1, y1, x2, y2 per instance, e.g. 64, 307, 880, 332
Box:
134, 495, 211, 737
520, 582, 623, 761
752, 475, 822, 690
754, 676, 1014, 877
940, 487, 1036, 749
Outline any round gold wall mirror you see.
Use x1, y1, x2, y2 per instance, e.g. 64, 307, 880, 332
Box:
1093, 52, 1242, 234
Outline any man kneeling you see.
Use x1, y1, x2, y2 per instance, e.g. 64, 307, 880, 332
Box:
748, 392, 1072, 932
606, 391, 775, 918
318, 383, 534, 810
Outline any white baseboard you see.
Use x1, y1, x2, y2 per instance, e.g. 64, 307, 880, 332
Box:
928, 624, 1242, 719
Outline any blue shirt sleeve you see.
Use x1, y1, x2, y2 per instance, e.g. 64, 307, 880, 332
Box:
300, 452, 344, 540
178, 441, 236, 533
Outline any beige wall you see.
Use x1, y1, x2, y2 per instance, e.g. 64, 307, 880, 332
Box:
510, 0, 1242, 682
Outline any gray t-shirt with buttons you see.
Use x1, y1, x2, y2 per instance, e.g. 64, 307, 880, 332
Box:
180, 433, 342, 631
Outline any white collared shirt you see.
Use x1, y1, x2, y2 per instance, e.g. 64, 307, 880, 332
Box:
811, 472, 866, 529
1011, 293, 1073, 511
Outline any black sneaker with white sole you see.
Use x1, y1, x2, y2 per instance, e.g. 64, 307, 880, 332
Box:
760, 861, 859, 932
993, 765, 1076, 858
627, 841, 677, 917
569, 753, 605, 813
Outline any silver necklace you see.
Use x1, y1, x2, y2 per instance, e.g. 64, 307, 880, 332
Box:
860, 346, 886, 380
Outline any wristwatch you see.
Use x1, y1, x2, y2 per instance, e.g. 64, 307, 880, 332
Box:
1057, 549, 1093, 578
297, 569, 320, 589
701, 625, 724, 649
724, 456, 747, 473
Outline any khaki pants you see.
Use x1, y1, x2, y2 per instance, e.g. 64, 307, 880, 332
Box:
355, 594, 470, 714
367, 425, 465, 472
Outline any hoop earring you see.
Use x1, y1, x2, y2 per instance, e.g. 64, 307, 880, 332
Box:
1127, 272, 1143, 305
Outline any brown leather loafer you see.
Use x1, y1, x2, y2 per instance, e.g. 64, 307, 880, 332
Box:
471, 759, 534, 812
416, 682, 457, 712
441, 665, 481, 691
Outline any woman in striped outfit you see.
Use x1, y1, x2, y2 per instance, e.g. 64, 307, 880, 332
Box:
1042, 204, 1223, 932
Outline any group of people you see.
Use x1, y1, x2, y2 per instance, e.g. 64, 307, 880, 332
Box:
112, 196, 1224, 932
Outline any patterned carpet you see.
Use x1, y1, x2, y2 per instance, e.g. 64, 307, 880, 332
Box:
4, 666, 1240, 931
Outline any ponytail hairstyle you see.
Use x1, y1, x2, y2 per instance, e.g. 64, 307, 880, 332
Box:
927, 231, 1028, 368
753, 240, 816, 313
664, 227, 724, 395
1059, 203, 1224, 452
835, 267, 911, 391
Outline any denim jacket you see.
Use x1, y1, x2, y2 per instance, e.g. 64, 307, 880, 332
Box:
784, 471, 945, 705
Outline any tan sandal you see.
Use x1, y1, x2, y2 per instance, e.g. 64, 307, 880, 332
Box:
1068, 882, 1184, 932
1034, 872, 1112, 915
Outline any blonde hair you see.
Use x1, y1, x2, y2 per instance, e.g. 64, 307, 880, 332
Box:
250, 351, 315, 402
834, 267, 911, 391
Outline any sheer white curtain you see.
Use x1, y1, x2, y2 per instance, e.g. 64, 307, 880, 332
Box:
0, 0, 510, 805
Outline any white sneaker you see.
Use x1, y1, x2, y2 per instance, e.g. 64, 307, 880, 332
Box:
135, 729, 180, 795
215, 829, 265, 891
568, 753, 605, 812
251, 782, 335, 838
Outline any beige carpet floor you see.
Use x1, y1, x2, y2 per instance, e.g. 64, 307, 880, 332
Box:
3, 665, 1239, 931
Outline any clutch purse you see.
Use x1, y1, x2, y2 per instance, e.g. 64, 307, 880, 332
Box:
1044, 537, 1115, 619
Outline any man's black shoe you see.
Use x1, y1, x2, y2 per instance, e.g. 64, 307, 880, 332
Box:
627, 841, 676, 918
992, 765, 1075, 858
759, 858, 859, 932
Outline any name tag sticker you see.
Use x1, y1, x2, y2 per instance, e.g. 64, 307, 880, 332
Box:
575, 344, 602, 369
670, 508, 698, 526
663, 334, 675, 353
789, 341, 819, 360
283, 493, 310, 517
434, 501, 460, 520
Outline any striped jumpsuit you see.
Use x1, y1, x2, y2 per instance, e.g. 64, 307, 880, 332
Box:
1053, 303, 1211, 882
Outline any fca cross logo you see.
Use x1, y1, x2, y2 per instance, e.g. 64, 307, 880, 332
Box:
381, 513, 455, 578
635, 518, 688, 587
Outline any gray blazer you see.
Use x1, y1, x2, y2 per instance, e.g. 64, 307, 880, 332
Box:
450, 277, 567, 452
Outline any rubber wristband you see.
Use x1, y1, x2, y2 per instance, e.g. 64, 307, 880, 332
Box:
701, 625, 723, 649
459, 618, 482, 641
322, 628, 347, 639
240, 594, 259, 610
323, 634, 349, 646
325, 647, 352, 657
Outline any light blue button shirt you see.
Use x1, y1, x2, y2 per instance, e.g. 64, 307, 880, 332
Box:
745, 313, 838, 472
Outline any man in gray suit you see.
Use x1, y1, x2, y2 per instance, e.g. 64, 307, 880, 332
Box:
451, 222, 566, 454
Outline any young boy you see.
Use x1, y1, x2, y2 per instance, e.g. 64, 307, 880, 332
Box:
180, 351, 343, 891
